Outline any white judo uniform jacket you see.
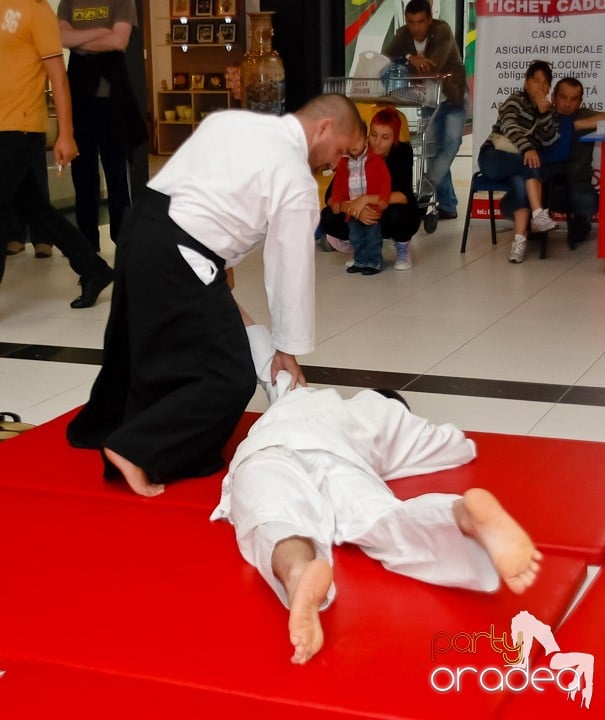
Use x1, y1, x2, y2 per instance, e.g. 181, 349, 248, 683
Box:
210, 327, 499, 606
211, 383, 477, 521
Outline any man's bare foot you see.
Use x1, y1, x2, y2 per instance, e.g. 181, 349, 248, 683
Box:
288, 559, 332, 665
453, 488, 543, 594
104, 448, 165, 498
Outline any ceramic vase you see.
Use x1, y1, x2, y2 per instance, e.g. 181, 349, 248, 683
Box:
240, 12, 285, 115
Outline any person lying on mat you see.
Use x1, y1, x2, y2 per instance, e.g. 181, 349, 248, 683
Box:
211, 317, 543, 665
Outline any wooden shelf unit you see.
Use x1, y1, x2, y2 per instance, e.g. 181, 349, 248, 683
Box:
156, 90, 231, 154
152, 0, 244, 155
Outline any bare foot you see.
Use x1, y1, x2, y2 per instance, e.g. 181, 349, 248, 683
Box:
453, 488, 543, 594
288, 559, 332, 664
104, 448, 165, 498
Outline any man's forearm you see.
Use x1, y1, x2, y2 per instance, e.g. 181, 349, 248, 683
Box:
43, 55, 79, 165
76, 32, 129, 52
60, 24, 112, 49
60, 20, 131, 52
574, 112, 605, 131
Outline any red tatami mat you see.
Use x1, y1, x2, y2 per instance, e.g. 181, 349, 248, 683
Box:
0, 481, 588, 719
389, 431, 605, 563
2, 413, 604, 561
0, 408, 260, 509
496, 569, 604, 718
0, 411, 601, 718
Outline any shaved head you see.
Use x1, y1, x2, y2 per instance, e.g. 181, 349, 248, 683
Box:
296, 93, 362, 135
295, 93, 364, 173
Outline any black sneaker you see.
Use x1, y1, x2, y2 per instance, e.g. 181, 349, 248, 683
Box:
70, 266, 114, 309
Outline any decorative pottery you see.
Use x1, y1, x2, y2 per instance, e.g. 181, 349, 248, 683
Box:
240, 12, 285, 115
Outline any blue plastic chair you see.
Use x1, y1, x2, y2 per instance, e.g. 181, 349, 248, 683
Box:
460, 172, 509, 253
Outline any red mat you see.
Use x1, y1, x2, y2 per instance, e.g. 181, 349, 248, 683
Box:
0, 408, 260, 508
390, 431, 605, 563
0, 411, 601, 719
3, 414, 604, 561
497, 569, 604, 718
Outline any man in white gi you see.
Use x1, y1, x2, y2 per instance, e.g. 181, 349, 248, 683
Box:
211, 321, 543, 665
67, 94, 363, 498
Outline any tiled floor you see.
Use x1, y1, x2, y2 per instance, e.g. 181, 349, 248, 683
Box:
2, 138, 605, 442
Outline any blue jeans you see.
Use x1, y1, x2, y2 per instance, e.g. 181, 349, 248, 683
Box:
320, 201, 421, 243
478, 145, 540, 211
349, 218, 382, 270
426, 100, 467, 212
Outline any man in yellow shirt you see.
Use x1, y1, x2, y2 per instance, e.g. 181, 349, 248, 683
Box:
0, 0, 113, 308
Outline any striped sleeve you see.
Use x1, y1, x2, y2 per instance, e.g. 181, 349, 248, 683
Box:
497, 95, 536, 154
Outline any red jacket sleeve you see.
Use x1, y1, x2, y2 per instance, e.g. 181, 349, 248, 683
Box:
329, 156, 350, 206
366, 150, 391, 210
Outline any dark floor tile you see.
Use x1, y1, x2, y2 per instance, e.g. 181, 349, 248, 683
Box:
404, 374, 568, 403
559, 385, 605, 407
2, 343, 102, 365
2, 344, 604, 409
302, 365, 417, 390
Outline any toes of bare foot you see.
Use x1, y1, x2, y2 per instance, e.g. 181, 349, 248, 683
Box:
140, 482, 165, 498
288, 559, 332, 665
290, 637, 310, 665
507, 567, 538, 595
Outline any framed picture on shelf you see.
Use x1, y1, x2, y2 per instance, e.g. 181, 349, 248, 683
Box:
172, 72, 190, 90
172, 23, 189, 44
190, 74, 205, 90
195, 0, 212, 16
214, 0, 236, 17
204, 72, 226, 91
217, 23, 236, 44
171, 0, 190, 18
196, 23, 214, 44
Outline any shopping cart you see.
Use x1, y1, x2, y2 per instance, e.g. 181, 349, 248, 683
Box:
323, 69, 448, 233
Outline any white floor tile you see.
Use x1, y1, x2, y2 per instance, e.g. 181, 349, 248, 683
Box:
0, 358, 98, 424
529, 403, 605, 442
401, 392, 556, 436
576, 352, 605, 387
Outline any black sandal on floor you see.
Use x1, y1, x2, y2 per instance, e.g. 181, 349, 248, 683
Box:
0, 412, 36, 434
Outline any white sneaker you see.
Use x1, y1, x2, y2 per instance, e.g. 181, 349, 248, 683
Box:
394, 241, 412, 270
530, 209, 557, 233
508, 236, 527, 263
326, 235, 354, 254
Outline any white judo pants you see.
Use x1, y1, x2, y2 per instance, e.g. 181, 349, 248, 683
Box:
229, 447, 499, 609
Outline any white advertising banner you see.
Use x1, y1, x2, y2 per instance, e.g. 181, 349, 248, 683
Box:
473, 0, 605, 172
